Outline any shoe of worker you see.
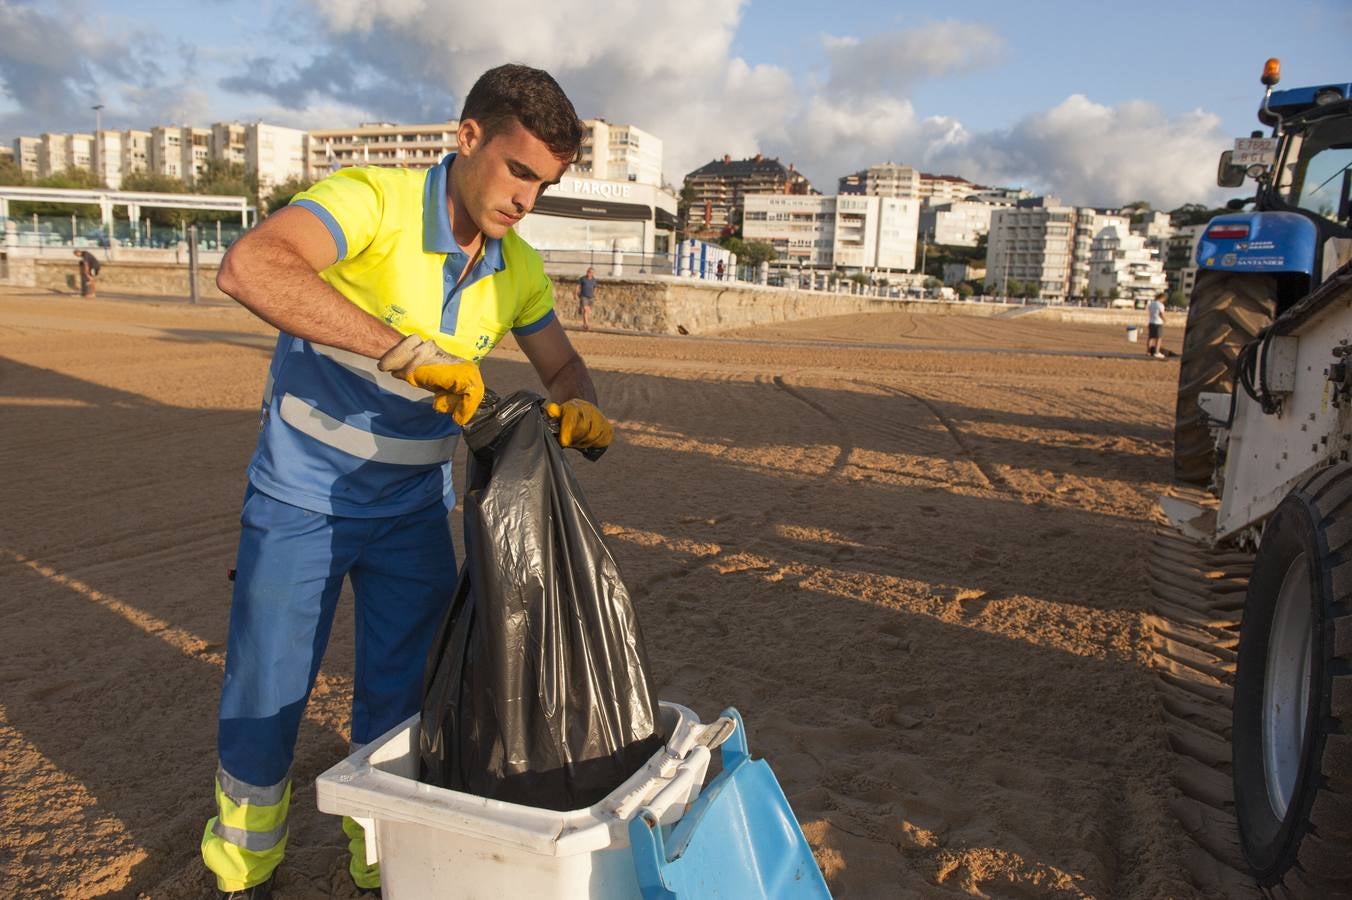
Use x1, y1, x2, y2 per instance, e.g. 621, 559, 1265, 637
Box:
1152, 351, 1166, 359
221, 875, 272, 900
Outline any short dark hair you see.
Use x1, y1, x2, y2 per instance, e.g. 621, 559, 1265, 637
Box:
461, 64, 583, 162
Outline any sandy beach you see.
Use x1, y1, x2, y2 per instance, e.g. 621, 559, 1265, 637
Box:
0, 288, 1206, 898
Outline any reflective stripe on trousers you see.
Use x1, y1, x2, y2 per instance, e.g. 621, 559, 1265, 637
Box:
201, 768, 290, 892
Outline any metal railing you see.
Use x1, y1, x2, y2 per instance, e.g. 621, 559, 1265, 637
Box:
1, 214, 247, 252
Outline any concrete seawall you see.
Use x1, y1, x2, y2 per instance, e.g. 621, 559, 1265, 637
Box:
0, 257, 1157, 333
0, 255, 227, 301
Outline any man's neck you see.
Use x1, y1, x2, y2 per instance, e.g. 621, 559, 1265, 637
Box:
446, 159, 483, 257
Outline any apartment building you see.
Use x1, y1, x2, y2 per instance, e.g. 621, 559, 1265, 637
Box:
307, 121, 459, 175
919, 200, 995, 248
1165, 224, 1205, 298
838, 163, 920, 200
93, 130, 123, 188
1088, 225, 1168, 305
985, 200, 1078, 300
149, 127, 184, 179
212, 123, 248, 168
120, 130, 150, 181
682, 153, 815, 238
12, 137, 40, 177
918, 173, 980, 206
742, 193, 918, 272
575, 119, 663, 186
248, 123, 308, 189
1069, 209, 1130, 299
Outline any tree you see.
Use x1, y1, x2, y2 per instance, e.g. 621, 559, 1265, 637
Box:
1169, 288, 1188, 308
11, 167, 102, 218
120, 171, 191, 226
1170, 202, 1229, 227
718, 235, 776, 267
0, 156, 27, 186
262, 176, 314, 215
1005, 279, 1023, 297
957, 282, 974, 298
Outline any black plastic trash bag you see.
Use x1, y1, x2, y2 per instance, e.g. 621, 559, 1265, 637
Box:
419, 390, 665, 810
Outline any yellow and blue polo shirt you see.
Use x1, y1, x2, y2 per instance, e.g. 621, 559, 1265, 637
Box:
246, 153, 557, 517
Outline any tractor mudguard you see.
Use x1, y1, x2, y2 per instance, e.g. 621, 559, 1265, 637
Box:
1196, 211, 1318, 277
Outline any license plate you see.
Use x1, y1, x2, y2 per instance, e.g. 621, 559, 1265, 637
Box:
1233, 137, 1278, 166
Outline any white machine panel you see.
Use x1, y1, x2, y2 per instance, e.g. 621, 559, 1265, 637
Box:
1217, 301, 1352, 539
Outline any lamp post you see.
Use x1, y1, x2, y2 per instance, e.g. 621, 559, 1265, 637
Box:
91, 104, 104, 182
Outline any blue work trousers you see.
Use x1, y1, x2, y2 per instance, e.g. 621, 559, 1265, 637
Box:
217, 486, 456, 788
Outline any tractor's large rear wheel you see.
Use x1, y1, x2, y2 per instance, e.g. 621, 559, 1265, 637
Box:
1233, 464, 1352, 896
1173, 271, 1277, 485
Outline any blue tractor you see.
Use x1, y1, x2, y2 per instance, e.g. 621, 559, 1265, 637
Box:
1174, 59, 1352, 484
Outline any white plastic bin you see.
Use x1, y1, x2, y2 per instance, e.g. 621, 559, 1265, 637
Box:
316, 702, 713, 899
1126, 325, 1140, 342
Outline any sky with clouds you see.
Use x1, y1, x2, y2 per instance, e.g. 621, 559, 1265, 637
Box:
1, 0, 1350, 209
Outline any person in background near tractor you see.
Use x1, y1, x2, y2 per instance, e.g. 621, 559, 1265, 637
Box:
200, 64, 613, 900
74, 249, 100, 298
1146, 291, 1167, 359
577, 265, 597, 330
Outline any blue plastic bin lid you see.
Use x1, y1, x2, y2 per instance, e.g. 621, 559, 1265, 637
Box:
629, 708, 832, 899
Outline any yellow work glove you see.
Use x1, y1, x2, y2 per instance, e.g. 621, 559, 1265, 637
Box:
377, 335, 485, 425
545, 399, 613, 449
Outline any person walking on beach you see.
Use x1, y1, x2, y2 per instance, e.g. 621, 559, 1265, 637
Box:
74, 249, 100, 297
1146, 292, 1167, 359
577, 265, 598, 330
200, 64, 613, 900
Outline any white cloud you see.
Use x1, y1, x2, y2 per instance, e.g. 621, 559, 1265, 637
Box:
929, 95, 1230, 208
0, 1, 1234, 209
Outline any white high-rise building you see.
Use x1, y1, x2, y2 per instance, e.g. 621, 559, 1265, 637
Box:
120, 130, 151, 181
12, 137, 40, 176
212, 123, 248, 169
1088, 225, 1168, 305
1070, 209, 1130, 299
575, 120, 663, 186
150, 127, 185, 178
838, 163, 921, 200
985, 201, 1078, 301
919, 200, 995, 248
181, 127, 212, 185
93, 130, 123, 187
743, 193, 919, 272
247, 123, 308, 190
306, 122, 459, 174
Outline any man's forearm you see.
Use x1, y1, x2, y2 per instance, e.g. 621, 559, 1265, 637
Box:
218, 240, 401, 358
539, 355, 597, 405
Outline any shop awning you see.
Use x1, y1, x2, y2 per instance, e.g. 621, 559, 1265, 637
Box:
655, 207, 677, 231
533, 195, 652, 221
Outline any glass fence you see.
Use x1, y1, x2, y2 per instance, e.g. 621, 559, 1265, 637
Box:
1, 214, 247, 251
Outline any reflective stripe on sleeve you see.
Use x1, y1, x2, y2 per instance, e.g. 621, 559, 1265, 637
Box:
277, 393, 459, 466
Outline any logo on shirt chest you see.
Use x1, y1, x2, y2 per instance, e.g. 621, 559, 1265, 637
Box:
381, 304, 408, 327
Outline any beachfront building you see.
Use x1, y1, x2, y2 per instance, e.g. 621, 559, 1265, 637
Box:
93, 131, 123, 188
1088, 225, 1168, 306
38, 132, 93, 178
12, 137, 39, 177
985, 198, 1078, 301
512, 171, 678, 258
682, 153, 815, 239
120, 131, 150, 182
246, 123, 308, 190
1068, 209, 1130, 300
212, 123, 248, 169
306, 121, 459, 175
1165, 224, 1205, 299
574, 120, 663, 186
919, 200, 996, 248
838, 163, 921, 200
742, 193, 919, 273
919, 173, 980, 206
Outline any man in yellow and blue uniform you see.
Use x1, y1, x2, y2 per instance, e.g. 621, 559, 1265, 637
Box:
202, 65, 612, 898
